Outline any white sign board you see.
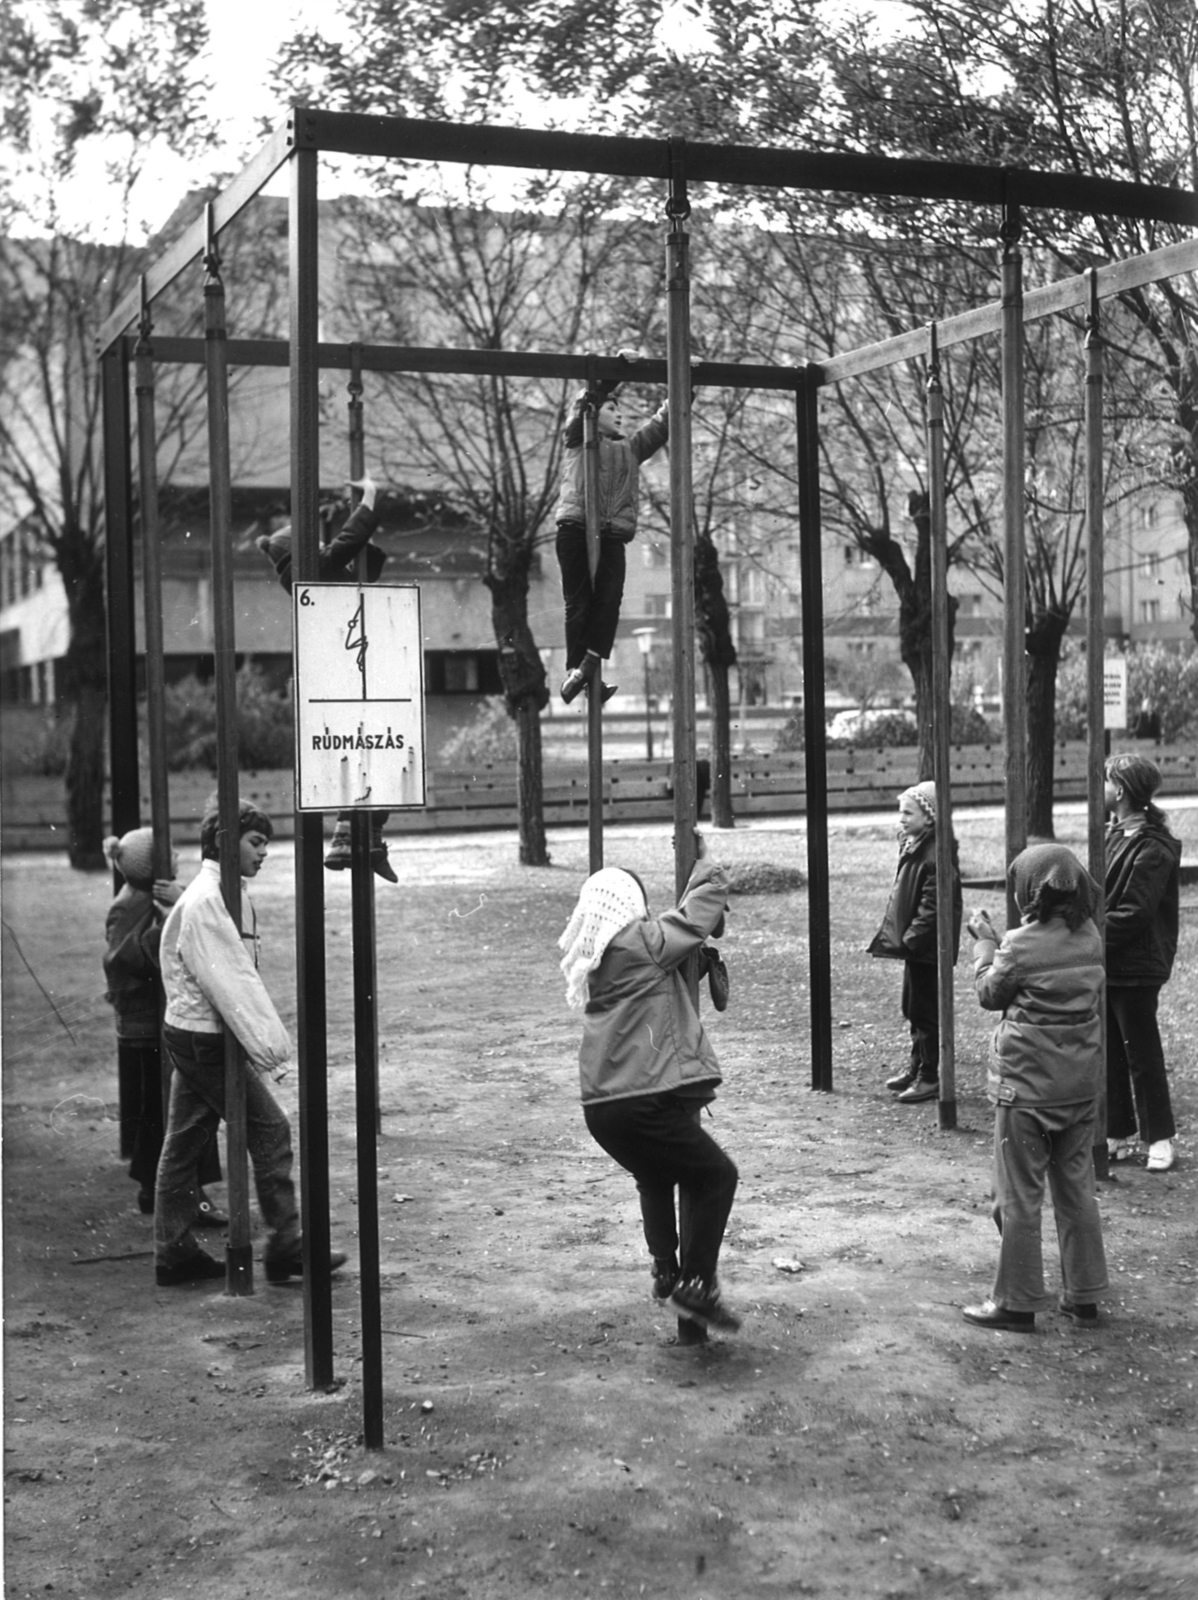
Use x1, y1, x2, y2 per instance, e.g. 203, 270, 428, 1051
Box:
293, 582, 426, 811
1103, 656, 1128, 732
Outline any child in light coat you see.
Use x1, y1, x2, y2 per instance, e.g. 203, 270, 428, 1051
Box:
962, 844, 1109, 1332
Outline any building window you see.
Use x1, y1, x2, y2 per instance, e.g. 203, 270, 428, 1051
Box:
969, 593, 984, 617
1142, 503, 1158, 529
846, 639, 877, 656
642, 593, 671, 619
1143, 552, 1160, 577
423, 650, 504, 694
1139, 599, 1161, 624
641, 540, 669, 569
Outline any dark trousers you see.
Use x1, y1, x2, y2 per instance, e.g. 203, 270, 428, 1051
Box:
1106, 986, 1176, 1144
583, 1092, 738, 1289
155, 1026, 299, 1267
901, 960, 940, 1076
121, 1039, 221, 1193
555, 522, 627, 668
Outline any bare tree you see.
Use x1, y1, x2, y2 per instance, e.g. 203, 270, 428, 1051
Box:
0, 0, 215, 866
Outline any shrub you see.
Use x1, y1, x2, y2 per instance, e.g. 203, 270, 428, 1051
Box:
831, 711, 919, 749
0, 706, 72, 775
1056, 641, 1198, 744
438, 697, 519, 766
155, 665, 294, 771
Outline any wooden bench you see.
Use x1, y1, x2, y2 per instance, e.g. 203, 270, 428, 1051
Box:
3, 743, 1194, 849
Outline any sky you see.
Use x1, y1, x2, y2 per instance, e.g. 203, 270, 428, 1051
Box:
29, 0, 916, 240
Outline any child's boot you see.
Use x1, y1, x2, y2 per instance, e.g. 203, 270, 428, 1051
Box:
897, 1072, 940, 1104
324, 821, 353, 870
370, 816, 397, 884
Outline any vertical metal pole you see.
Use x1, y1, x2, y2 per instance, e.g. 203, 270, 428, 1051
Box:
1000, 200, 1028, 920
102, 342, 140, 841
347, 345, 384, 1446
666, 151, 698, 906
290, 134, 336, 1388
1084, 270, 1110, 1172
582, 369, 604, 875
795, 367, 833, 1093
347, 346, 381, 1135
926, 326, 957, 1130
133, 281, 172, 879
203, 206, 252, 1296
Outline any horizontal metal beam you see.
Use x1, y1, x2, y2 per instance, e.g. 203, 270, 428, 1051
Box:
97, 123, 294, 354
820, 233, 1198, 386
297, 109, 1197, 227
98, 108, 1197, 356
118, 339, 802, 390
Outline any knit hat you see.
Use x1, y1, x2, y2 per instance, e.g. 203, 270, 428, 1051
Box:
1105, 752, 1161, 813
900, 781, 937, 825
1009, 843, 1099, 931
256, 528, 292, 576
558, 868, 648, 1010
102, 827, 156, 887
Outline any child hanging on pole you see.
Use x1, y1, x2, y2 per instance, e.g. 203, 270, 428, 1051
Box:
558, 833, 742, 1337
554, 359, 669, 704
256, 476, 397, 882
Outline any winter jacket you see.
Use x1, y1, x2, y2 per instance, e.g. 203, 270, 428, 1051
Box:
553, 402, 669, 541
270, 502, 387, 595
973, 916, 1104, 1107
103, 886, 164, 1042
160, 861, 291, 1078
578, 860, 728, 1105
1103, 819, 1181, 987
867, 831, 962, 966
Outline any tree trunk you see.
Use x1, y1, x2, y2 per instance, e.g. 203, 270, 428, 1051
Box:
694, 529, 737, 829
706, 661, 734, 828
60, 538, 108, 871
485, 553, 550, 868
1025, 611, 1070, 840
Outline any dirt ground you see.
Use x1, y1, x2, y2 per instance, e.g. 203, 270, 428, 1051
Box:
4, 807, 1198, 1600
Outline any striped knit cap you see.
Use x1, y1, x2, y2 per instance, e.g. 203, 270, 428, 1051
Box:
558, 868, 648, 1010
900, 781, 937, 825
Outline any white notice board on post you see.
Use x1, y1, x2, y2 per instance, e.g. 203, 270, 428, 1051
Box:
293, 582, 426, 811
1103, 656, 1128, 732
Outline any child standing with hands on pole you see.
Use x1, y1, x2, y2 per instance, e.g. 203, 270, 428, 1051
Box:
867, 780, 962, 1103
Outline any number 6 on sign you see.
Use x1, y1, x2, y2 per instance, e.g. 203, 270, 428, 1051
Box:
293, 582, 427, 811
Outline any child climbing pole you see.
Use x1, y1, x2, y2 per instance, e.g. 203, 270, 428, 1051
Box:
554, 354, 669, 704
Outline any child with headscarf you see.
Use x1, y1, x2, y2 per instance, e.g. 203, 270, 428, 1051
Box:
961, 844, 1109, 1332
867, 780, 963, 1103
558, 837, 740, 1337
102, 828, 224, 1223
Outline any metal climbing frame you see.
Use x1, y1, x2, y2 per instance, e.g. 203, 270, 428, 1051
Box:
98, 109, 1198, 1395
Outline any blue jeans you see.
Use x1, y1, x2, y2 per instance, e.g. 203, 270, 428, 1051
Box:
155, 1026, 299, 1268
